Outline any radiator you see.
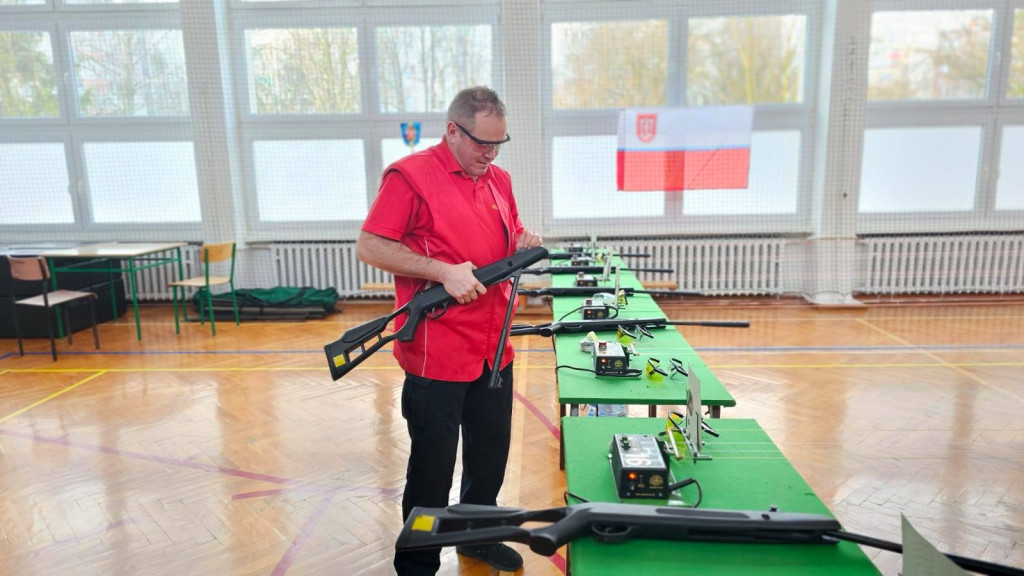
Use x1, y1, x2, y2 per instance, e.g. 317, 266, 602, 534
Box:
609, 238, 784, 296
859, 234, 1024, 294
133, 244, 200, 301
268, 239, 784, 297
272, 242, 392, 297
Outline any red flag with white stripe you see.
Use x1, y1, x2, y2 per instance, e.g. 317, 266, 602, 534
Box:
616, 106, 754, 191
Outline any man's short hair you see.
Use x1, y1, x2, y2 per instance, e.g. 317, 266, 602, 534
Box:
446, 86, 506, 129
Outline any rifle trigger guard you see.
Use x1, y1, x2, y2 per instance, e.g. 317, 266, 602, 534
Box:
590, 523, 638, 544
427, 302, 449, 319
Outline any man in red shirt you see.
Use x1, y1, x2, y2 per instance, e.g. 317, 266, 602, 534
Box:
357, 86, 542, 575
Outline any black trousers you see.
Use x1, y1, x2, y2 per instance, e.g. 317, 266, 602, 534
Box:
393, 362, 515, 576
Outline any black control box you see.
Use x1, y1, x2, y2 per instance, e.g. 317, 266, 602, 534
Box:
592, 341, 630, 375
609, 434, 669, 499
575, 273, 597, 287
582, 299, 610, 319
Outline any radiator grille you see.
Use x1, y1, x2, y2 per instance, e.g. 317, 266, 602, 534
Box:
272, 242, 392, 297
610, 238, 784, 296
268, 239, 783, 297
859, 234, 1024, 294
133, 244, 200, 301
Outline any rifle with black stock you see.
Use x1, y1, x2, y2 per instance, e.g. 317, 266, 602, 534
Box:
523, 265, 674, 275
323, 246, 548, 381
518, 286, 703, 298
395, 502, 1024, 576
509, 317, 750, 337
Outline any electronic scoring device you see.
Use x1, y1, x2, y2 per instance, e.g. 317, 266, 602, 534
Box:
609, 434, 669, 499
592, 340, 631, 375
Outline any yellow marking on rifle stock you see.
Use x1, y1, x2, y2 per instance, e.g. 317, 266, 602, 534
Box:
333, 355, 347, 368
411, 515, 436, 532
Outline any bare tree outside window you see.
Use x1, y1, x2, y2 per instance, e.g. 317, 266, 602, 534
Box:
71, 29, 189, 117
247, 28, 361, 115
377, 25, 491, 113
868, 10, 991, 101
687, 15, 806, 106
551, 20, 668, 110
0, 31, 58, 118
1010, 9, 1024, 99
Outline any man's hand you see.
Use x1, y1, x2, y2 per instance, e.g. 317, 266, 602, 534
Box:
439, 261, 487, 304
516, 230, 543, 250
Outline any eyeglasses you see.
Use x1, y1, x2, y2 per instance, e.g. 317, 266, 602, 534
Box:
453, 122, 510, 152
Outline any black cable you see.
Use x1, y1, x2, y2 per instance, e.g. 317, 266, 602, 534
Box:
557, 306, 584, 321
563, 491, 590, 504
555, 365, 643, 378
666, 477, 703, 508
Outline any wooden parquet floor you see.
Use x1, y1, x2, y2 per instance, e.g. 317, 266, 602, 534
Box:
1, 298, 1022, 575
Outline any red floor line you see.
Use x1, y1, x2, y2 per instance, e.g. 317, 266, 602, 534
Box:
270, 489, 338, 576
514, 389, 560, 440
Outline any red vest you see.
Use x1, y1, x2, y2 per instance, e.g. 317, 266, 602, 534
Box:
381, 144, 521, 381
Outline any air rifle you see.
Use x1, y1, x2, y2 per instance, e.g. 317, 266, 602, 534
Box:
548, 252, 650, 260
509, 317, 749, 337
324, 246, 548, 381
523, 265, 673, 275
518, 286, 703, 298
395, 502, 1024, 576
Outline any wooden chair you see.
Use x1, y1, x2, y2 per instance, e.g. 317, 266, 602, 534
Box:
6, 256, 100, 361
169, 242, 239, 336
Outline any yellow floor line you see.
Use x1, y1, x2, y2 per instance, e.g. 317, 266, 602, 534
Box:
857, 319, 1024, 405
0, 371, 107, 425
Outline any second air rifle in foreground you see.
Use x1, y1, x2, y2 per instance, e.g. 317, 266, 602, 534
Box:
324, 246, 548, 381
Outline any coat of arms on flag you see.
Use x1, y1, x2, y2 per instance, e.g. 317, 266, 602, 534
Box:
617, 106, 754, 192
636, 114, 657, 143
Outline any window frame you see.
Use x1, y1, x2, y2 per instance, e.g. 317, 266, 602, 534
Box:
231, 4, 501, 241
540, 0, 822, 239
858, 0, 1024, 234
0, 5, 200, 240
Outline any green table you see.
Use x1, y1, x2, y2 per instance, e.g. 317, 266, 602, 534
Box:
562, 417, 879, 575
554, 328, 734, 416
41, 242, 187, 341
550, 292, 666, 321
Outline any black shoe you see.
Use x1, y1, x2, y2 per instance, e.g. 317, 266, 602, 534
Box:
456, 543, 523, 572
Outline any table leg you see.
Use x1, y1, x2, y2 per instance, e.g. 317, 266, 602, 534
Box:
126, 259, 142, 341
648, 405, 657, 417
559, 402, 567, 470
108, 269, 118, 323
709, 406, 721, 419
47, 258, 65, 339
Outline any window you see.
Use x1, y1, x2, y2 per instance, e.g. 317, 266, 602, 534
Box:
687, 15, 807, 106
0, 143, 73, 224
84, 141, 200, 223
1011, 9, 1024, 98
377, 25, 491, 113
868, 10, 992, 101
245, 27, 360, 115
70, 29, 189, 117
544, 4, 817, 236
860, 6, 1019, 231
552, 135, 664, 219
996, 126, 1024, 210
253, 139, 367, 222
0, 30, 58, 118
684, 131, 801, 215
551, 20, 668, 109
859, 126, 981, 213
234, 6, 499, 239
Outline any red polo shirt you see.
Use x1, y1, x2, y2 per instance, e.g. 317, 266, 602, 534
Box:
362, 140, 524, 381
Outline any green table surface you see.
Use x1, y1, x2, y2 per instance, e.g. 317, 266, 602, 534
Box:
550, 292, 667, 320
562, 417, 879, 575
553, 329, 735, 407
